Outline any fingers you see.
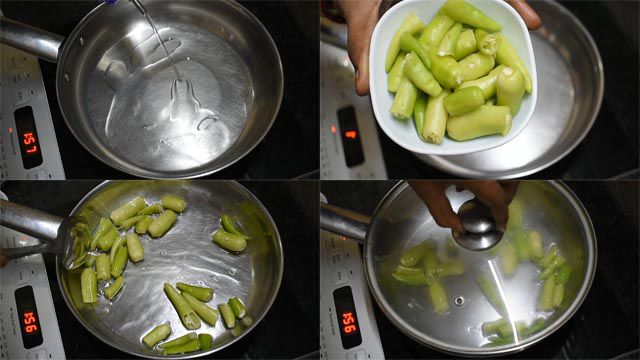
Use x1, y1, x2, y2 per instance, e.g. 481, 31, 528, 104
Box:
346, 17, 377, 96
498, 180, 520, 203
410, 181, 465, 233
506, 0, 542, 30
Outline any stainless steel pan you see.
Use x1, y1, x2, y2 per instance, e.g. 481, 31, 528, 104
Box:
321, 180, 597, 356
1, 0, 283, 178
0, 180, 283, 358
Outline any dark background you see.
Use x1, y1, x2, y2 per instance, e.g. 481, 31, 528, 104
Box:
1, 1, 319, 179
373, 1, 639, 180
1, 180, 319, 359
321, 180, 640, 359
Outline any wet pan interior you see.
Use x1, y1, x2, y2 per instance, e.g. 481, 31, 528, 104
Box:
56, 181, 283, 359
56, 0, 283, 178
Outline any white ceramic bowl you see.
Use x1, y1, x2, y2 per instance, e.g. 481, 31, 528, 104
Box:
370, 0, 537, 155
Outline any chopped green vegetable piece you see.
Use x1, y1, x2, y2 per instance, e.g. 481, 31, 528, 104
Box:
495, 33, 532, 93
538, 274, 555, 310
85, 254, 97, 268
162, 195, 187, 213
81, 268, 97, 303
428, 281, 449, 314
497, 67, 526, 115
95, 254, 111, 281
176, 283, 213, 302
446, 105, 512, 141
552, 283, 565, 308
91, 218, 113, 250
221, 215, 249, 239
118, 215, 144, 230
104, 276, 124, 300
240, 316, 254, 328
555, 264, 572, 285
399, 241, 430, 267
110, 236, 125, 264
159, 332, 197, 348
419, 13, 455, 47
182, 292, 219, 326
110, 196, 146, 226
161, 338, 201, 355
135, 215, 153, 234
539, 244, 558, 268
97, 227, 118, 251
164, 284, 201, 330
219, 303, 236, 329
388, 52, 408, 93
482, 318, 508, 336
395, 265, 423, 276
440, 0, 502, 32
540, 255, 565, 280
137, 203, 162, 216
229, 297, 246, 319
142, 322, 171, 348
198, 333, 213, 351
497, 320, 526, 338
125, 233, 144, 262
392, 271, 428, 286
474, 29, 501, 56
212, 229, 247, 252
453, 29, 476, 60
148, 210, 177, 238
230, 324, 245, 337
437, 22, 462, 57
385, 13, 426, 72
435, 260, 464, 277
476, 273, 506, 315
526, 230, 544, 262
457, 52, 495, 82
499, 242, 518, 275
390, 76, 419, 120
110, 246, 128, 278
521, 318, 546, 337
512, 229, 529, 261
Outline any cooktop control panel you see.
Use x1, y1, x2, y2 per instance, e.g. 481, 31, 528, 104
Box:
319, 230, 384, 359
0, 44, 65, 180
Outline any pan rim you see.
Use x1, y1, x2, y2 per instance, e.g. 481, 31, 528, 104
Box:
362, 180, 597, 356
55, 180, 284, 359
54, 0, 284, 179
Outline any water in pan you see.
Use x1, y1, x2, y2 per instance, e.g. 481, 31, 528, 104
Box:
86, 22, 253, 172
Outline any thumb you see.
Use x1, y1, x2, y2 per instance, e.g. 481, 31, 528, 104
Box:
346, 12, 379, 96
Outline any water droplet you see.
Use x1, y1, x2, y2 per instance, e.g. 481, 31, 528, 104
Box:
64, 73, 70, 82
187, 56, 191, 61
79, 37, 85, 46
159, 251, 166, 256
197, 117, 216, 131
228, 269, 236, 275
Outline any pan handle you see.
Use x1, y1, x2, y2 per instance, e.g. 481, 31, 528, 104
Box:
0, 199, 64, 259
0, 17, 64, 62
320, 203, 370, 244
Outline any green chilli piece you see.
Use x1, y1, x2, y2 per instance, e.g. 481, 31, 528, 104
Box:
388, 52, 408, 93
81, 268, 98, 303
240, 316, 254, 328
221, 215, 249, 239
435, 261, 464, 277
230, 324, 245, 337
137, 203, 162, 216
538, 243, 558, 268
390, 76, 418, 120
440, 0, 502, 32
453, 29, 476, 60
110, 235, 125, 264
446, 105, 512, 141
399, 33, 432, 70
135, 215, 153, 234
148, 210, 177, 238
95, 254, 111, 281
159, 332, 197, 348
497, 67, 525, 115
229, 297, 246, 319
499, 241, 518, 275
164, 283, 201, 329
110, 196, 146, 226
161, 338, 201, 355
118, 215, 144, 230
182, 292, 219, 326
538, 273, 555, 310
497, 320, 526, 338
482, 318, 508, 336
142, 322, 171, 347
110, 246, 128, 278
85, 254, 97, 268
212, 229, 247, 252
475, 29, 501, 56
512, 229, 529, 261
399, 241, 431, 267
423, 89, 451, 144
496, 33, 532, 93
104, 276, 124, 300
508, 199, 523, 228
198, 334, 213, 351
552, 265, 571, 307
97, 227, 118, 252
404, 52, 442, 97
91, 218, 113, 250
392, 271, 428, 286
176, 283, 213, 302
395, 265, 423, 276
522, 318, 546, 337
125, 233, 144, 262
458, 52, 495, 82
444, 86, 484, 116
429, 50, 462, 89
423, 248, 439, 279
428, 281, 449, 314
385, 13, 426, 72
527, 230, 544, 262
476, 273, 506, 315
540, 255, 566, 280
413, 92, 428, 141
162, 195, 187, 213
219, 303, 236, 329
456, 65, 506, 100
419, 13, 455, 47
436, 22, 462, 57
